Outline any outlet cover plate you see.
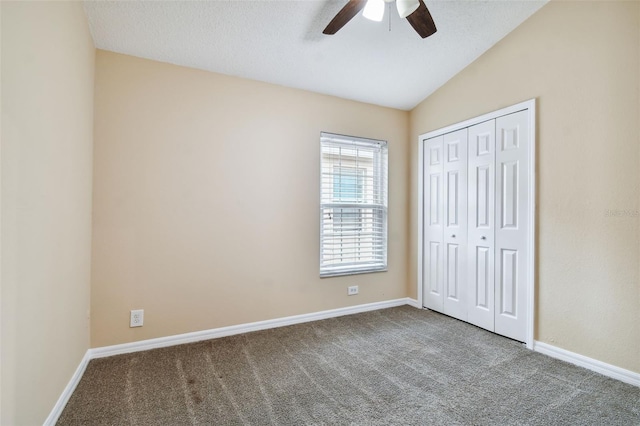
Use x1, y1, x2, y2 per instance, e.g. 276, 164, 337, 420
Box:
348, 285, 359, 296
130, 309, 144, 327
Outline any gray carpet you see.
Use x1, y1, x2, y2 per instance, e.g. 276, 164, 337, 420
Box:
58, 306, 640, 425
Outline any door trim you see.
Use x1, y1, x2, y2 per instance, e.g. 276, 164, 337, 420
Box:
417, 99, 536, 349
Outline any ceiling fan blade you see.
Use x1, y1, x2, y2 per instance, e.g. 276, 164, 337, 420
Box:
406, 0, 437, 39
323, 0, 368, 35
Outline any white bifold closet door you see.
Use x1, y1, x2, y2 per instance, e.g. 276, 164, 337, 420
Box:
442, 129, 467, 321
424, 136, 444, 312
494, 111, 529, 341
423, 109, 529, 342
423, 129, 468, 322
467, 120, 495, 331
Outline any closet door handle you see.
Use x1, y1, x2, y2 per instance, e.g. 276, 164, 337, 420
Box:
481, 236, 486, 240
451, 234, 456, 238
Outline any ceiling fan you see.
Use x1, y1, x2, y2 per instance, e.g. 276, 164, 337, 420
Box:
323, 0, 437, 39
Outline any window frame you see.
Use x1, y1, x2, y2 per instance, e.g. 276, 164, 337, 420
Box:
319, 132, 388, 278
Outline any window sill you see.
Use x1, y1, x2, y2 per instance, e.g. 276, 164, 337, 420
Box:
320, 267, 387, 278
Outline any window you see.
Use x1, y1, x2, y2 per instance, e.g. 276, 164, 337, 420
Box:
320, 132, 388, 277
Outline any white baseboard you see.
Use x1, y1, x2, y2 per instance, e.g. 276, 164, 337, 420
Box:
43, 350, 92, 426
90, 297, 417, 359
534, 341, 640, 387
406, 298, 421, 308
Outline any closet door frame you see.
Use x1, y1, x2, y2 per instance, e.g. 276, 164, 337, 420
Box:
417, 98, 536, 349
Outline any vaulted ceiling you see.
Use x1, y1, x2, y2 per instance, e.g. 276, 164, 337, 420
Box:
84, 0, 547, 110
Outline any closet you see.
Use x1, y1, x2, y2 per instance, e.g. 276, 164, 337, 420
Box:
420, 103, 534, 343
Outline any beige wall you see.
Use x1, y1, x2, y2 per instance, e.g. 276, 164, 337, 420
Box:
1, 1, 95, 424
410, 1, 640, 373
91, 51, 410, 347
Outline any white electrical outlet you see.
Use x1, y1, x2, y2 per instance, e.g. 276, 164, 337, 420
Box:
348, 285, 359, 296
130, 309, 144, 327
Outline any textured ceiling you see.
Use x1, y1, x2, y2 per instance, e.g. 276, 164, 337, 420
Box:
84, 0, 547, 111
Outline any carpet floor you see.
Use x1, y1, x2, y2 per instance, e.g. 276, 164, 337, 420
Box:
58, 306, 640, 425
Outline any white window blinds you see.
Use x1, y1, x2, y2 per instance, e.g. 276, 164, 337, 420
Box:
320, 132, 388, 277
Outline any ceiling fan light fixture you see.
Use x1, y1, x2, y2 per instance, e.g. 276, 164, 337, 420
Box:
363, 0, 385, 22
396, 0, 420, 19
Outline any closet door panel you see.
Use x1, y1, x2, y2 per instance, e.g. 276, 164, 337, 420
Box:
495, 110, 529, 341
423, 136, 444, 312
442, 129, 468, 321
467, 120, 496, 332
